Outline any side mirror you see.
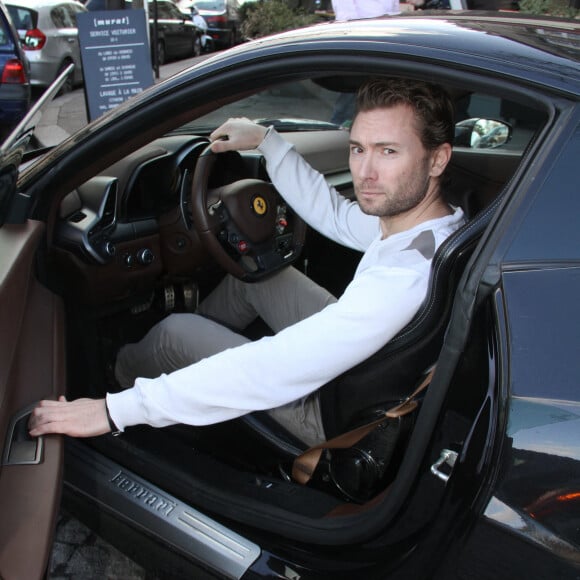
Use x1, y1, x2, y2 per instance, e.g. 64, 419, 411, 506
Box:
454, 118, 512, 149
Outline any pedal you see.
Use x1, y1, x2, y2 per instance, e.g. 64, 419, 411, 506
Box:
163, 285, 176, 311
182, 282, 199, 312
130, 292, 154, 314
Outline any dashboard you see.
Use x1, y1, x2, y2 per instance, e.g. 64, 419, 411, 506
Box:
48, 125, 517, 309
50, 133, 322, 306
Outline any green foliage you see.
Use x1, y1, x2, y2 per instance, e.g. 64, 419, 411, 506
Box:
240, 0, 323, 40
518, 0, 579, 17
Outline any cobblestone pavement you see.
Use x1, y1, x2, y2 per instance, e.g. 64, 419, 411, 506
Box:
49, 511, 152, 579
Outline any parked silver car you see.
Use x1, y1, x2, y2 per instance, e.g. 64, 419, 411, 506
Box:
0, 0, 30, 139
6, 0, 86, 93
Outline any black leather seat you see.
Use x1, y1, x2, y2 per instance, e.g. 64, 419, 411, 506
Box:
239, 187, 504, 460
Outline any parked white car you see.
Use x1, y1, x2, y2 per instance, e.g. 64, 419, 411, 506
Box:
6, 0, 86, 93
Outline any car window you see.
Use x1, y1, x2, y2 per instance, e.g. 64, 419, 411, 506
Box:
194, 0, 226, 9
166, 2, 184, 18
6, 6, 34, 31
179, 79, 540, 154
65, 3, 85, 23
51, 6, 70, 28
180, 80, 345, 134
457, 92, 542, 151
157, 3, 173, 19
0, 18, 8, 45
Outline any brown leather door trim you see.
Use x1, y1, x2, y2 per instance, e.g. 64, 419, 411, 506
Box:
0, 220, 65, 579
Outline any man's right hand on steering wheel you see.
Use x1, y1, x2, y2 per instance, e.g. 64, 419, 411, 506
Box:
209, 118, 269, 153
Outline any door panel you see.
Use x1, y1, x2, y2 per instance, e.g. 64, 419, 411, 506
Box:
0, 220, 65, 579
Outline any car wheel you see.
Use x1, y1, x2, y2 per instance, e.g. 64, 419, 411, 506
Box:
204, 37, 214, 53
157, 41, 166, 66
193, 34, 202, 58
57, 62, 74, 95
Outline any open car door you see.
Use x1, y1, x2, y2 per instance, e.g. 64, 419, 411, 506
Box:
0, 68, 72, 579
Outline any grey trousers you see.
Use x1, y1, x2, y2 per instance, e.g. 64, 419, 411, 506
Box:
115, 267, 337, 445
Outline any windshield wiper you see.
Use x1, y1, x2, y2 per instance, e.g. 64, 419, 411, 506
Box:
255, 118, 341, 132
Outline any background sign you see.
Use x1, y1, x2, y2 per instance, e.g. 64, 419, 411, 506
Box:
77, 10, 154, 121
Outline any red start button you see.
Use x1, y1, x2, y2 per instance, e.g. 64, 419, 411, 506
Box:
237, 240, 248, 253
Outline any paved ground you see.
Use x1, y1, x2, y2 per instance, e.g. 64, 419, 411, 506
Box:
36, 54, 211, 146
49, 510, 153, 579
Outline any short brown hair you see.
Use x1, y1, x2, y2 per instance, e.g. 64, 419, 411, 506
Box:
355, 77, 455, 150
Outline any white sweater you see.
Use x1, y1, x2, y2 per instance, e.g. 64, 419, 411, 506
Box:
107, 129, 465, 431
331, 0, 401, 20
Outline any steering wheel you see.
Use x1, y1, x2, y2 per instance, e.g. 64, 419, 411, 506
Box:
191, 144, 307, 282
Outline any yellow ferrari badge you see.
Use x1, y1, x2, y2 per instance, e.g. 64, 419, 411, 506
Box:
252, 196, 267, 216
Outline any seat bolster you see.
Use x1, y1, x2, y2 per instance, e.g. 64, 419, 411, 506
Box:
241, 412, 307, 458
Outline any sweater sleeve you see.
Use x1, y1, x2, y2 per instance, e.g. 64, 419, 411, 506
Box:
258, 128, 379, 251
107, 253, 430, 431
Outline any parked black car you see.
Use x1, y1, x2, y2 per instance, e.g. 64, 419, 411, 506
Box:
141, 0, 203, 63
192, 0, 240, 47
0, 0, 29, 140
1, 12, 579, 580
86, 0, 203, 64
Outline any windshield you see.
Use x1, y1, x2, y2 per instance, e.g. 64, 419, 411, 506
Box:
193, 1, 226, 9
179, 79, 348, 134
6, 5, 35, 33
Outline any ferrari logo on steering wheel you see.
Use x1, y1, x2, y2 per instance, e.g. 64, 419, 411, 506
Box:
252, 195, 267, 216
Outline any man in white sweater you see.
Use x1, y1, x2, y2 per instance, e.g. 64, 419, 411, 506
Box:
331, 0, 400, 21
29, 78, 465, 442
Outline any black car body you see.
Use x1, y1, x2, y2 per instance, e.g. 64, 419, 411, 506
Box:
0, 12, 579, 580
142, 0, 202, 63
0, 0, 29, 139
86, 0, 203, 64
193, 0, 240, 47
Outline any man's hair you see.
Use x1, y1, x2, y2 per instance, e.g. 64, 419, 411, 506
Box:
355, 77, 455, 150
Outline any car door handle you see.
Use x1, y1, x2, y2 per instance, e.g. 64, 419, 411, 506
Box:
1, 403, 44, 466
430, 448, 458, 483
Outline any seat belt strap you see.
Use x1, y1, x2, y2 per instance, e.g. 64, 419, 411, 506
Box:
291, 367, 436, 485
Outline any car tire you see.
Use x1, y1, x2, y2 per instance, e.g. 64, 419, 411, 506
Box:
157, 40, 166, 66
57, 62, 74, 95
193, 34, 202, 58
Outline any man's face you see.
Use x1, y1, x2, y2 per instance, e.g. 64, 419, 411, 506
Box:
349, 104, 439, 222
